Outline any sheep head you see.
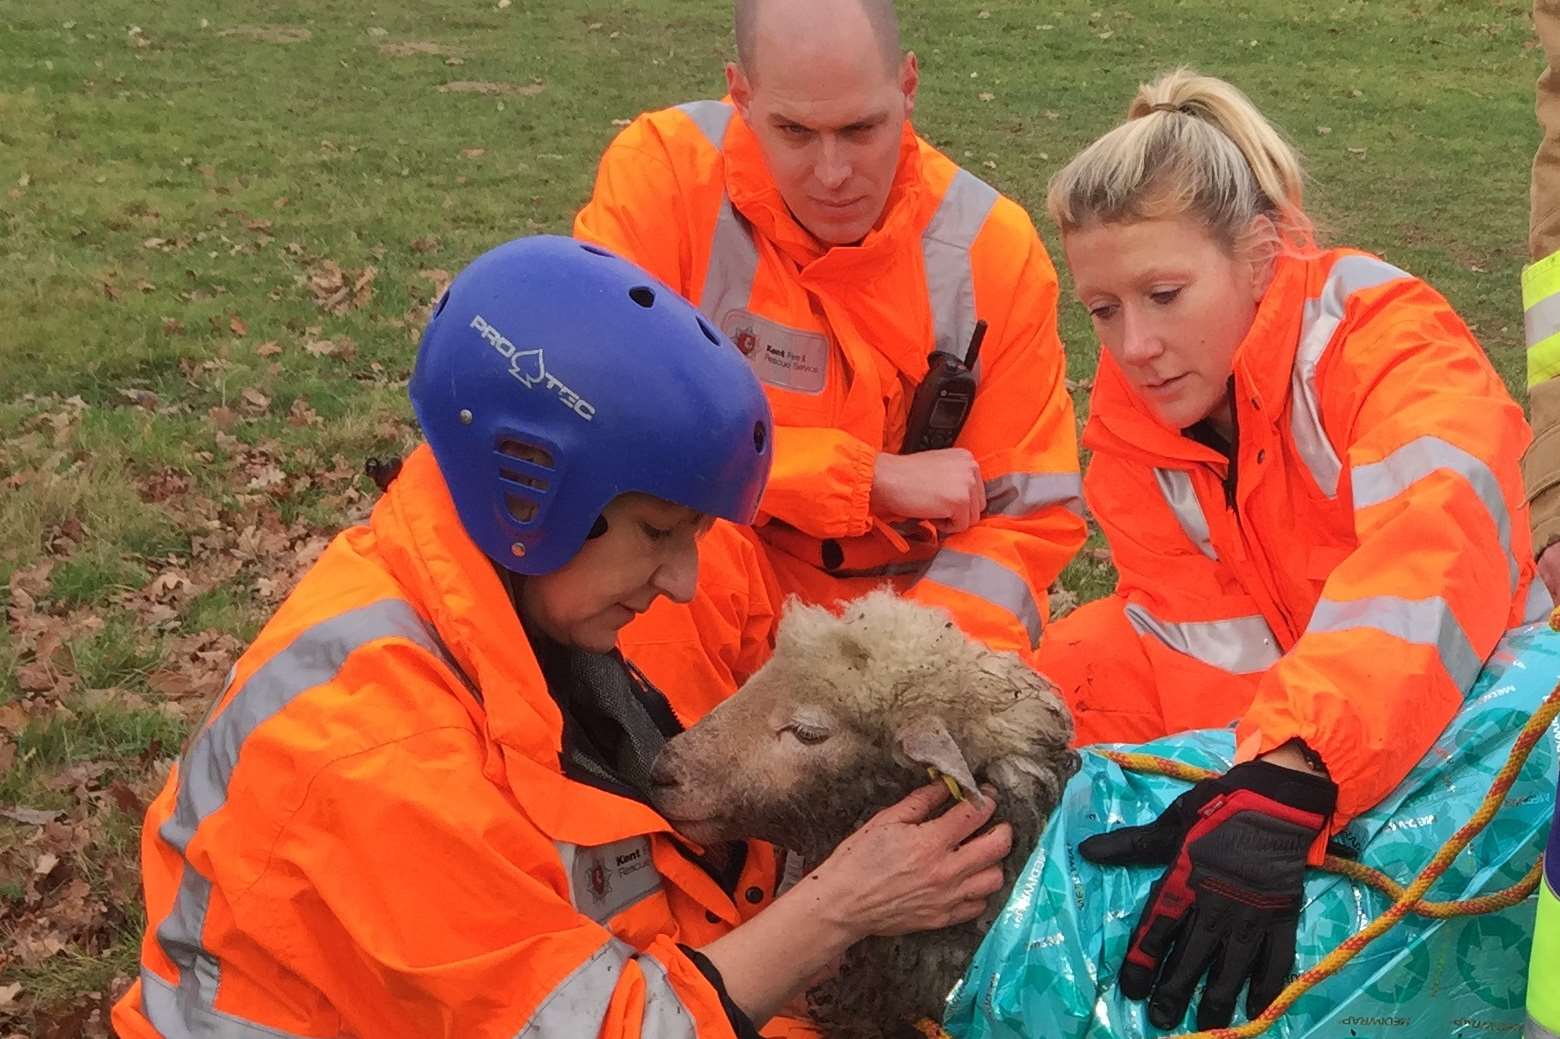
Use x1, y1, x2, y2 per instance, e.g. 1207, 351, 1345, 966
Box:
650, 590, 1077, 868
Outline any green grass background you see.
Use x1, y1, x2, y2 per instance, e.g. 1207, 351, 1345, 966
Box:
0, 0, 1542, 1026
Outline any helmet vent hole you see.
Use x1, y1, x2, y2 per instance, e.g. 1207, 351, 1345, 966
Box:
696, 316, 721, 346
497, 439, 554, 469
628, 285, 656, 309
753, 421, 767, 454
505, 494, 538, 524
433, 291, 451, 318
579, 243, 613, 258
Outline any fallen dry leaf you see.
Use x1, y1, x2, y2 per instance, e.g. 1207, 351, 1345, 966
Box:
306, 260, 376, 314
255, 340, 281, 358
419, 268, 453, 297
303, 337, 356, 359
2, 807, 64, 826
288, 398, 321, 428
240, 388, 271, 415
17, 662, 56, 692
461, 147, 486, 158
0, 701, 29, 734
34, 852, 60, 877
229, 315, 248, 337
119, 388, 159, 410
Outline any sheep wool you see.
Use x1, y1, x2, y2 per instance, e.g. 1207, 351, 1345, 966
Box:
650, 590, 1080, 1039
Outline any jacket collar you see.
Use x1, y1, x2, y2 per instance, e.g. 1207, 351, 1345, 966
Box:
723, 110, 929, 277
370, 445, 562, 765
1083, 251, 1315, 468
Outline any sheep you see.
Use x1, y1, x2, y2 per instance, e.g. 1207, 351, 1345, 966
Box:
649, 590, 1079, 1039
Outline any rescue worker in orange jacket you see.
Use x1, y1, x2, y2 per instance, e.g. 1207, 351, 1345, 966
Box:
1029, 71, 1549, 1031
574, 0, 1086, 721
112, 237, 1014, 1039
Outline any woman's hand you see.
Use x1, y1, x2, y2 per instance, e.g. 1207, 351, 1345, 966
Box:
801, 782, 1013, 941
697, 783, 1012, 1027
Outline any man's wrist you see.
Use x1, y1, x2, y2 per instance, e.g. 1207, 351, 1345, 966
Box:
1255, 738, 1328, 777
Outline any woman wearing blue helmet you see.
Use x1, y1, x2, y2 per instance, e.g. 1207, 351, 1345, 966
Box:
114, 236, 1011, 1039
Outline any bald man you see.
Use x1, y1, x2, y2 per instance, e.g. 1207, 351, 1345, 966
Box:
577, 0, 1085, 721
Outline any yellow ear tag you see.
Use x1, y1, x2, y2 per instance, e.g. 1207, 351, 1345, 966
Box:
928, 767, 966, 802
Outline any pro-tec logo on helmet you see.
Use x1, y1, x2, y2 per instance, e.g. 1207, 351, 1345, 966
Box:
471, 313, 597, 422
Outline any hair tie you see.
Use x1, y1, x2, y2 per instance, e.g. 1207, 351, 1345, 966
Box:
1149, 101, 1192, 116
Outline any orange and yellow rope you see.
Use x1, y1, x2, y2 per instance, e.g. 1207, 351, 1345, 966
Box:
915, 664, 1560, 1039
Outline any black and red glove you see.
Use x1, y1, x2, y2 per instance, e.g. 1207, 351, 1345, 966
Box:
1079, 760, 1337, 1031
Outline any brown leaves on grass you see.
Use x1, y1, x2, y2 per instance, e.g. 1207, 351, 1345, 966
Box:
404, 269, 454, 329
303, 336, 356, 360
306, 260, 376, 315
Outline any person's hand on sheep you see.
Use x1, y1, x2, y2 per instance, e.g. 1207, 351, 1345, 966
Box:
699, 782, 1011, 1027
807, 780, 1012, 935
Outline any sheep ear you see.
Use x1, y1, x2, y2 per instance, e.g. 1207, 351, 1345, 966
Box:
895, 716, 983, 806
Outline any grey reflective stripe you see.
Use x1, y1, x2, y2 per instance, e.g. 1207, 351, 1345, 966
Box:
1527, 579, 1555, 625
141, 966, 309, 1039
674, 99, 733, 150
1153, 468, 1216, 560
1124, 602, 1280, 675
920, 549, 1042, 648
637, 954, 699, 1039
1290, 255, 1411, 498
700, 196, 759, 329
155, 599, 454, 1029
516, 938, 697, 1039
1309, 594, 1482, 691
922, 169, 999, 361
672, 102, 758, 329
1526, 1016, 1560, 1039
1528, 289, 1560, 349
1350, 434, 1518, 595
985, 471, 1085, 518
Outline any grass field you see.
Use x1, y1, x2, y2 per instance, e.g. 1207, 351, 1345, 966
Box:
0, 0, 1542, 1032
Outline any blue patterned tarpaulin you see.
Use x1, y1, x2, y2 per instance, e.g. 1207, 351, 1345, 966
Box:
946, 623, 1560, 1038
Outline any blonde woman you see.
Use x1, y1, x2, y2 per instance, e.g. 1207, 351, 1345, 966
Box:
1032, 70, 1547, 1030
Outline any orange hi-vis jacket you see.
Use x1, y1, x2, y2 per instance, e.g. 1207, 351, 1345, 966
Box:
112, 445, 785, 1039
1034, 248, 1549, 829
575, 101, 1086, 667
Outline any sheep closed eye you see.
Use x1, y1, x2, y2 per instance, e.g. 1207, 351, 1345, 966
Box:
785, 722, 830, 745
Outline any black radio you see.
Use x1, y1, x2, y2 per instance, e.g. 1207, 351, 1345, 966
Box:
901, 318, 986, 453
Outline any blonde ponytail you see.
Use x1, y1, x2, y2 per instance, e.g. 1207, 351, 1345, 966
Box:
1047, 69, 1312, 249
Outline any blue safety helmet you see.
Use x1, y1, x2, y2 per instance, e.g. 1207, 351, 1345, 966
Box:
409, 236, 772, 575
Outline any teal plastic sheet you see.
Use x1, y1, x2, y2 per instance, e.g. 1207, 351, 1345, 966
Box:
946, 623, 1560, 1038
